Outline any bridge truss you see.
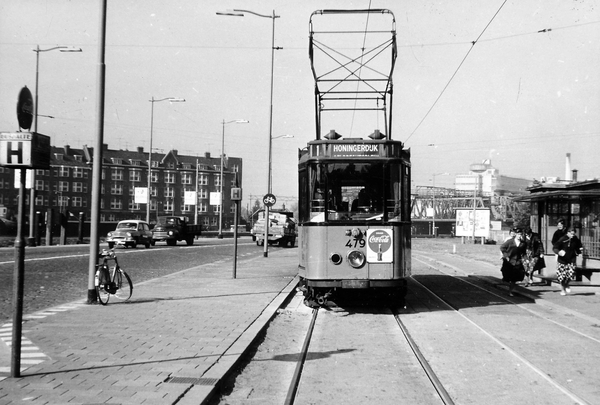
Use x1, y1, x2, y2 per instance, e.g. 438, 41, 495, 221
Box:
411, 186, 528, 222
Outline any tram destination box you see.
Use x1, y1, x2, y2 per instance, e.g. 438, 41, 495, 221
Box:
0, 132, 51, 169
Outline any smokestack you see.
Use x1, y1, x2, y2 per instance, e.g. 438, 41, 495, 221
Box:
565, 153, 571, 181
572, 169, 578, 182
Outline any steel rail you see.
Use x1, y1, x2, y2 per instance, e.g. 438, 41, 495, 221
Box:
284, 307, 319, 405
392, 308, 456, 405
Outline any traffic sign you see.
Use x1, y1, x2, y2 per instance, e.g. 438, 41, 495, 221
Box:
263, 193, 276, 207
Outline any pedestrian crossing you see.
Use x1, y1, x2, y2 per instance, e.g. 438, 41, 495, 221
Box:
0, 302, 85, 380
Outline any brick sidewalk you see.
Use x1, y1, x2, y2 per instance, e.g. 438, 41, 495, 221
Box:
0, 249, 298, 405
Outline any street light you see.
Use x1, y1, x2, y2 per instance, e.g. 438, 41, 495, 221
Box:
431, 172, 449, 237
217, 8, 280, 258
218, 119, 249, 239
147, 97, 185, 224
30, 45, 82, 246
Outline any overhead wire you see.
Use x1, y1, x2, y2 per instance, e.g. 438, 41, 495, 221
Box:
404, 0, 509, 143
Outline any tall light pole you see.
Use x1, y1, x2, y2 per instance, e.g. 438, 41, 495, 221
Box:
218, 119, 249, 238
31, 45, 82, 246
431, 172, 449, 237
217, 9, 280, 257
147, 97, 185, 224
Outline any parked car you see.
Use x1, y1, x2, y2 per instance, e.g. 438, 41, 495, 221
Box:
152, 216, 202, 246
106, 220, 153, 249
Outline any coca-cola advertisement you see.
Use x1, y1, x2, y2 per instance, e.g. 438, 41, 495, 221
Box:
366, 229, 393, 262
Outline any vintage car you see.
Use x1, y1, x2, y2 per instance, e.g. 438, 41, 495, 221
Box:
106, 220, 153, 249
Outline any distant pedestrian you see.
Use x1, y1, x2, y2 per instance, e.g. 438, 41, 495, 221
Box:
552, 227, 583, 296
500, 227, 527, 296
551, 218, 567, 246
523, 227, 545, 286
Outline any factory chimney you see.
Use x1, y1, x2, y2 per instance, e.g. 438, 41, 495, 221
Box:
565, 153, 572, 181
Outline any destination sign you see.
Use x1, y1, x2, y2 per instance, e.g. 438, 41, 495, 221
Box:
331, 143, 380, 157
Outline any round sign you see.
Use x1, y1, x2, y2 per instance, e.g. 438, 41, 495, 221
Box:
263, 193, 276, 207
367, 229, 392, 253
16, 86, 34, 130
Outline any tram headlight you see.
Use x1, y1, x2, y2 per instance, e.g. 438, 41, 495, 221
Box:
347, 250, 366, 268
330, 253, 343, 265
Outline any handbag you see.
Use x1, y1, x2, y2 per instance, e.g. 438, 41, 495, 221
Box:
534, 256, 546, 270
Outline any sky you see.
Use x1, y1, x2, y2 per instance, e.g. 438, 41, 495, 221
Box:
1, 0, 599, 209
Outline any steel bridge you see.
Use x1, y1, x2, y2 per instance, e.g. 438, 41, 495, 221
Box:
411, 186, 528, 222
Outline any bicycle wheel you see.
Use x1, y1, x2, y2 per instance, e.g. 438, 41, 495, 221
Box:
113, 269, 133, 301
96, 270, 110, 305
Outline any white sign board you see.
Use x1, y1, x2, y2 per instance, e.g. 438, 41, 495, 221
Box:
455, 209, 490, 238
13, 169, 33, 189
134, 187, 148, 204
184, 191, 197, 205
210, 192, 221, 206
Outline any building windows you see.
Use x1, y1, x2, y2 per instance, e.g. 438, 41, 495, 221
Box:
111, 168, 123, 181
198, 174, 208, 186
73, 167, 84, 178
198, 202, 207, 212
199, 189, 208, 199
72, 197, 84, 208
130, 170, 142, 182
110, 198, 123, 210
35, 180, 48, 192
164, 187, 174, 198
215, 174, 222, 187
151, 172, 159, 183
165, 172, 176, 184
73, 182, 87, 193
111, 183, 123, 195
181, 173, 192, 185
164, 200, 174, 213
58, 166, 69, 177
58, 181, 69, 192
151, 186, 157, 197
128, 200, 141, 211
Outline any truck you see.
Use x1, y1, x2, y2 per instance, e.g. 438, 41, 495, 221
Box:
251, 210, 297, 247
151, 216, 202, 246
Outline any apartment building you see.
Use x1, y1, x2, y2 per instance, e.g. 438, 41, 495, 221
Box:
0, 143, 243, 230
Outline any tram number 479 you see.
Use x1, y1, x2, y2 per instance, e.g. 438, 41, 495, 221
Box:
345, 239, 366, 248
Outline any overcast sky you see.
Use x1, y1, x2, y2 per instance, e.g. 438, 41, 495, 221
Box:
1, 0, 599, 208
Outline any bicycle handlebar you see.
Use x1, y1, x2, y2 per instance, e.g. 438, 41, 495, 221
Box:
98, 249, 116, 259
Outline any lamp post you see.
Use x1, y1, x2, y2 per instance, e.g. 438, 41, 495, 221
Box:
31, 45, 82, 246
218, 119, 249, 238
217, 9, 280, 257
147, 97, 185, 224
469, 165, 486, 242
431, 172, 449, 237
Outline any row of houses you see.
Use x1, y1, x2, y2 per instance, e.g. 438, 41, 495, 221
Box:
0, 143, 243, 231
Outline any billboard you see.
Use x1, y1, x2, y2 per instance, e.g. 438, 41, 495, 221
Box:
455, 208, 490, 238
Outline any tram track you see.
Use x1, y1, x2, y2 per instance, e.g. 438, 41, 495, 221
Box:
408, 253, 598, 405
283, 302, 453, 405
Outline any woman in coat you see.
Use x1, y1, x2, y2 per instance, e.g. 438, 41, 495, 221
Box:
500, 228, 527, 296
552, 227, 583, 296
523, 227, 545, 286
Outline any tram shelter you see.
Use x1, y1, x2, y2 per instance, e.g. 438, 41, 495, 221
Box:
518, 179, 600, 282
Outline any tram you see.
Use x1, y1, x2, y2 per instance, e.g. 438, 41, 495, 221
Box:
298, 9, 411, 307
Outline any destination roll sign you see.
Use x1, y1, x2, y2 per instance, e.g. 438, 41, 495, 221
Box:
0, 132, 51, 169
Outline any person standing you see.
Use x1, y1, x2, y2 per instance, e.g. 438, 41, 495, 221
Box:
500, 228, 527, 296
523, 227, 545, 286
552, 227, 583, 296
551, 218, 567, 245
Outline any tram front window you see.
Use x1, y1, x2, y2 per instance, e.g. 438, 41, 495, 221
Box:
309, 162, 400, 222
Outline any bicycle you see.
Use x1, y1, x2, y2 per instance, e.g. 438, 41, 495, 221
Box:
95, 249, 133, 305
